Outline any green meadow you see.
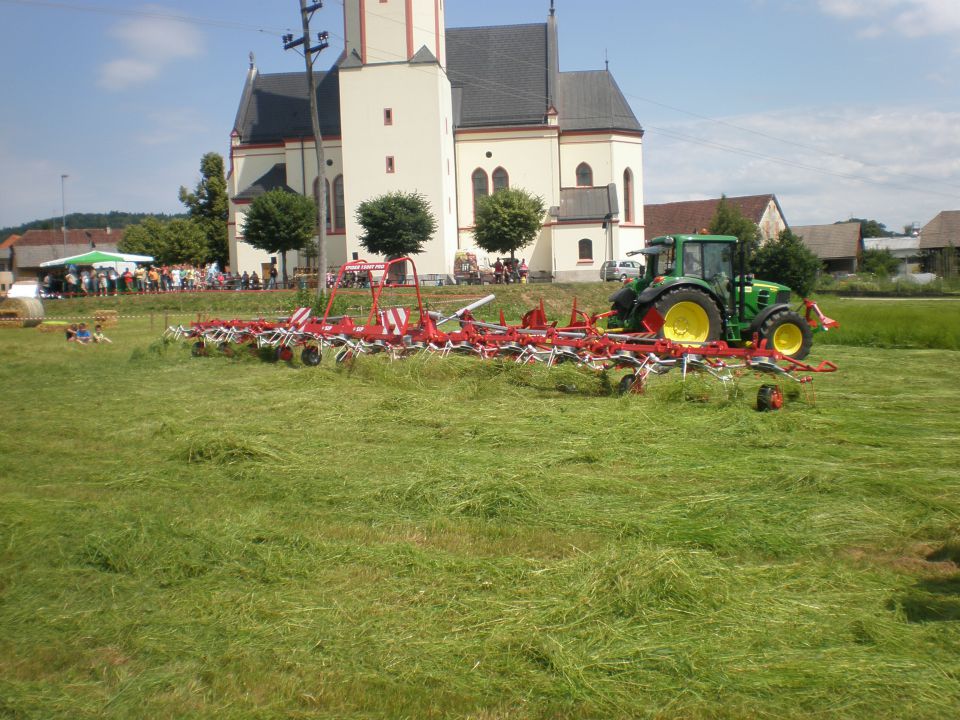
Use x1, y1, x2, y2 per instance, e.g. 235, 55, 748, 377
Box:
1, 288, 959, 718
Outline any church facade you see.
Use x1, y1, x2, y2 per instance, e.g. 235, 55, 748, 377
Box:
228, 1, 645, 282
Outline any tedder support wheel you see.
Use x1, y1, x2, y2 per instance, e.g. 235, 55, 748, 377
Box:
653, 288, 722, 344
759, 310, 813, 360
618, 374, 643, 395
757, 384, 784, 411
301, 346, 321, 366
191, 341, 206, 357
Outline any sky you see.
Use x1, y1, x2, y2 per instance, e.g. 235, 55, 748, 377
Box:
2, 0, 960, 234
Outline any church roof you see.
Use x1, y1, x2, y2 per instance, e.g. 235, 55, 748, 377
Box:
234, 68, 341, 143
234, 164, 298, 201
233, 20, 642, 143
447, 23, 552, 128
557, 71, 642, 133
557, 185, 619, 222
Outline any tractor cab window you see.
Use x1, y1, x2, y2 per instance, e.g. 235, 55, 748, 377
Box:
683, 243, 704, 277
703, 243, 733, 280
643, 245, 674, 278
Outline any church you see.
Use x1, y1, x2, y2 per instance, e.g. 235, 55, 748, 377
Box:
228, 1, 645, 282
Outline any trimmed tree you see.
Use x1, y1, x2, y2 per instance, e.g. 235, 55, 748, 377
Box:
242, 189, 317, 284
752, 229, 823, 297
355, 191, 438, 259
709, 195, 762, 272
179, 152, 229, 267
473, 187, 546, 260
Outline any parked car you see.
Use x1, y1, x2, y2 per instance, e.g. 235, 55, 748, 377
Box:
600, 259, 642, 282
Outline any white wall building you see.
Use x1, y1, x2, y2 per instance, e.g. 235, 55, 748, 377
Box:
228, 1, 645, 282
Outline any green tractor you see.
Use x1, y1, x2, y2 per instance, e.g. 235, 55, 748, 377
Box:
607, 234, 816, 360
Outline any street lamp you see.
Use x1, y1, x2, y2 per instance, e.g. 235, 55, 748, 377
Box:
60, 174, 69, 255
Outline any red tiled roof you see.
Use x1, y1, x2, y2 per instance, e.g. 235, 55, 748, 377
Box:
0, 234, 20, 249
14, 228, 125, 246
644, 195, 777, 240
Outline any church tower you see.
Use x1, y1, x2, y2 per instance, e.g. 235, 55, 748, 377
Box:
338, 0, 457, 275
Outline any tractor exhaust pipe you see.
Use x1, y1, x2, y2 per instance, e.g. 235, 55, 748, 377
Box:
738, 239, 746, 322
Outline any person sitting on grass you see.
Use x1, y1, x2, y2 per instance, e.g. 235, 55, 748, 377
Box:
65, 324, 78, 342
93, 324, 112, 344
75, 323, 92, 344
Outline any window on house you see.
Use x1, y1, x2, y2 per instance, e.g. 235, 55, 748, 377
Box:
384, 108, 393, 125
578, 238, 593, 260
386, 156, 395, 173
623, 168, 634, 223
333, 175, 345, 231
472, 168, 488, 216
492, 167, 509, 192
576, 162, 593, 187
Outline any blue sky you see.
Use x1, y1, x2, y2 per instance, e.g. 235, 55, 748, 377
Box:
2, 0, 959, 233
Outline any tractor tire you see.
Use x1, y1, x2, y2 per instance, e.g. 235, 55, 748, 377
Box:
653, 288, 722, 344
759, 310, 813, 360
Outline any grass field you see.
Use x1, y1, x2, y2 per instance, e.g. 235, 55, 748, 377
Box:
2, 288, 959, 718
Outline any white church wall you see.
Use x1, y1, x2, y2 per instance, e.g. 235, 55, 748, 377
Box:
559, 134, 614, 189
339, 61, 458, 277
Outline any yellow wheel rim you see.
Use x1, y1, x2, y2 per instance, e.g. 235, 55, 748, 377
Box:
772, 322, 803, 356
662, 301, 710, 342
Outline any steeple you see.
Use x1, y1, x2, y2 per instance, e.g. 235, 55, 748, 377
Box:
343, 0, 446, 69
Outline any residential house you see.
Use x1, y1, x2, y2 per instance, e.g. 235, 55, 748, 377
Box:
6, 228, 123, 279
643, 194, 787, 244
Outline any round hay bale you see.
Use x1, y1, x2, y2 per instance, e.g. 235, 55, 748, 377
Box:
0, 297, 44, 328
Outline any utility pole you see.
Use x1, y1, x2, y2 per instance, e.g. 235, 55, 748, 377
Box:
284, 2, 329, 296
60, 174, 69, 255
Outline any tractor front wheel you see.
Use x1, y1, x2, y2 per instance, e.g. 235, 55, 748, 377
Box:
653, 288, 722, 344
759, 310, 813, 360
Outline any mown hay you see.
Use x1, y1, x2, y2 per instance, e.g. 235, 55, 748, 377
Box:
0, 298, 44, 328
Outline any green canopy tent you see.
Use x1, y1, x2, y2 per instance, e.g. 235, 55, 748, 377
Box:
39, 250, 154, 267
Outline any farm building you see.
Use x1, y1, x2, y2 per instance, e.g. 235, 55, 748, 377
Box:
643, 195, 787, 244
863, 236, 922, 274
793, 222, 863, 275
228, 1, 645, 282
919, 211, 960, 275
3, 229, 123, 279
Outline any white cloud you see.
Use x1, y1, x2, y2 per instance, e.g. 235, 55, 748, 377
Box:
98, 6, 202, 91
644, 107, 960, 230
818, 0, 960, 37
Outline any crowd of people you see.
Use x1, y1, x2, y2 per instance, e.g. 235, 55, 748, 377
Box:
493, 257, 529, 284
45, 262, 286, 297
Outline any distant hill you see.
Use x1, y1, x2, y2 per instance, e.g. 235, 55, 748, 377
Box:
1, 211, 187, 244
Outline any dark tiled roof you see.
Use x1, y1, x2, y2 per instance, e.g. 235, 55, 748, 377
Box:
920, 210, 960, 249
793, 223, 862, 260
234, 21, 642, 143
234, 69, 342, 143
447, 24, 550, 128
557, 71, 642, 133
644, 195, 778, 240
557, 185, 618, 222
235, 164, 297, 201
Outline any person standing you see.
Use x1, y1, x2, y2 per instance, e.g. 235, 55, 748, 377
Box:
268, 265, 278, 290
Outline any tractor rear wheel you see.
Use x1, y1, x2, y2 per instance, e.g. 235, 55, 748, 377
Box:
759, 310, 812, 360
653, 288, 722, 344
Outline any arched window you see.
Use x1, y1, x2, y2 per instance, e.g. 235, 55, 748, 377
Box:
623, 168, 634, 223
578, 238, 593, 261
472, 168, 488, 216
333, 175, 345, 231
576, 162, 593, 187
492, 167, 509, 192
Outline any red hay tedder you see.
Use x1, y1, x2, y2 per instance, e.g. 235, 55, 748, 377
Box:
166, 257, 838, 410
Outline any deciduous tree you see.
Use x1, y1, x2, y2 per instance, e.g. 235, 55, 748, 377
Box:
752, 229, 822, 297
355, 191, 437, 259
242, 189, 316, 282
179, 152, 229, 266
472, 187, 545, 260
709, 196, 761, 271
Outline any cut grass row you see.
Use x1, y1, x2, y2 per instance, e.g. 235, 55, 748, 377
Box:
1, 299, 959, 717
